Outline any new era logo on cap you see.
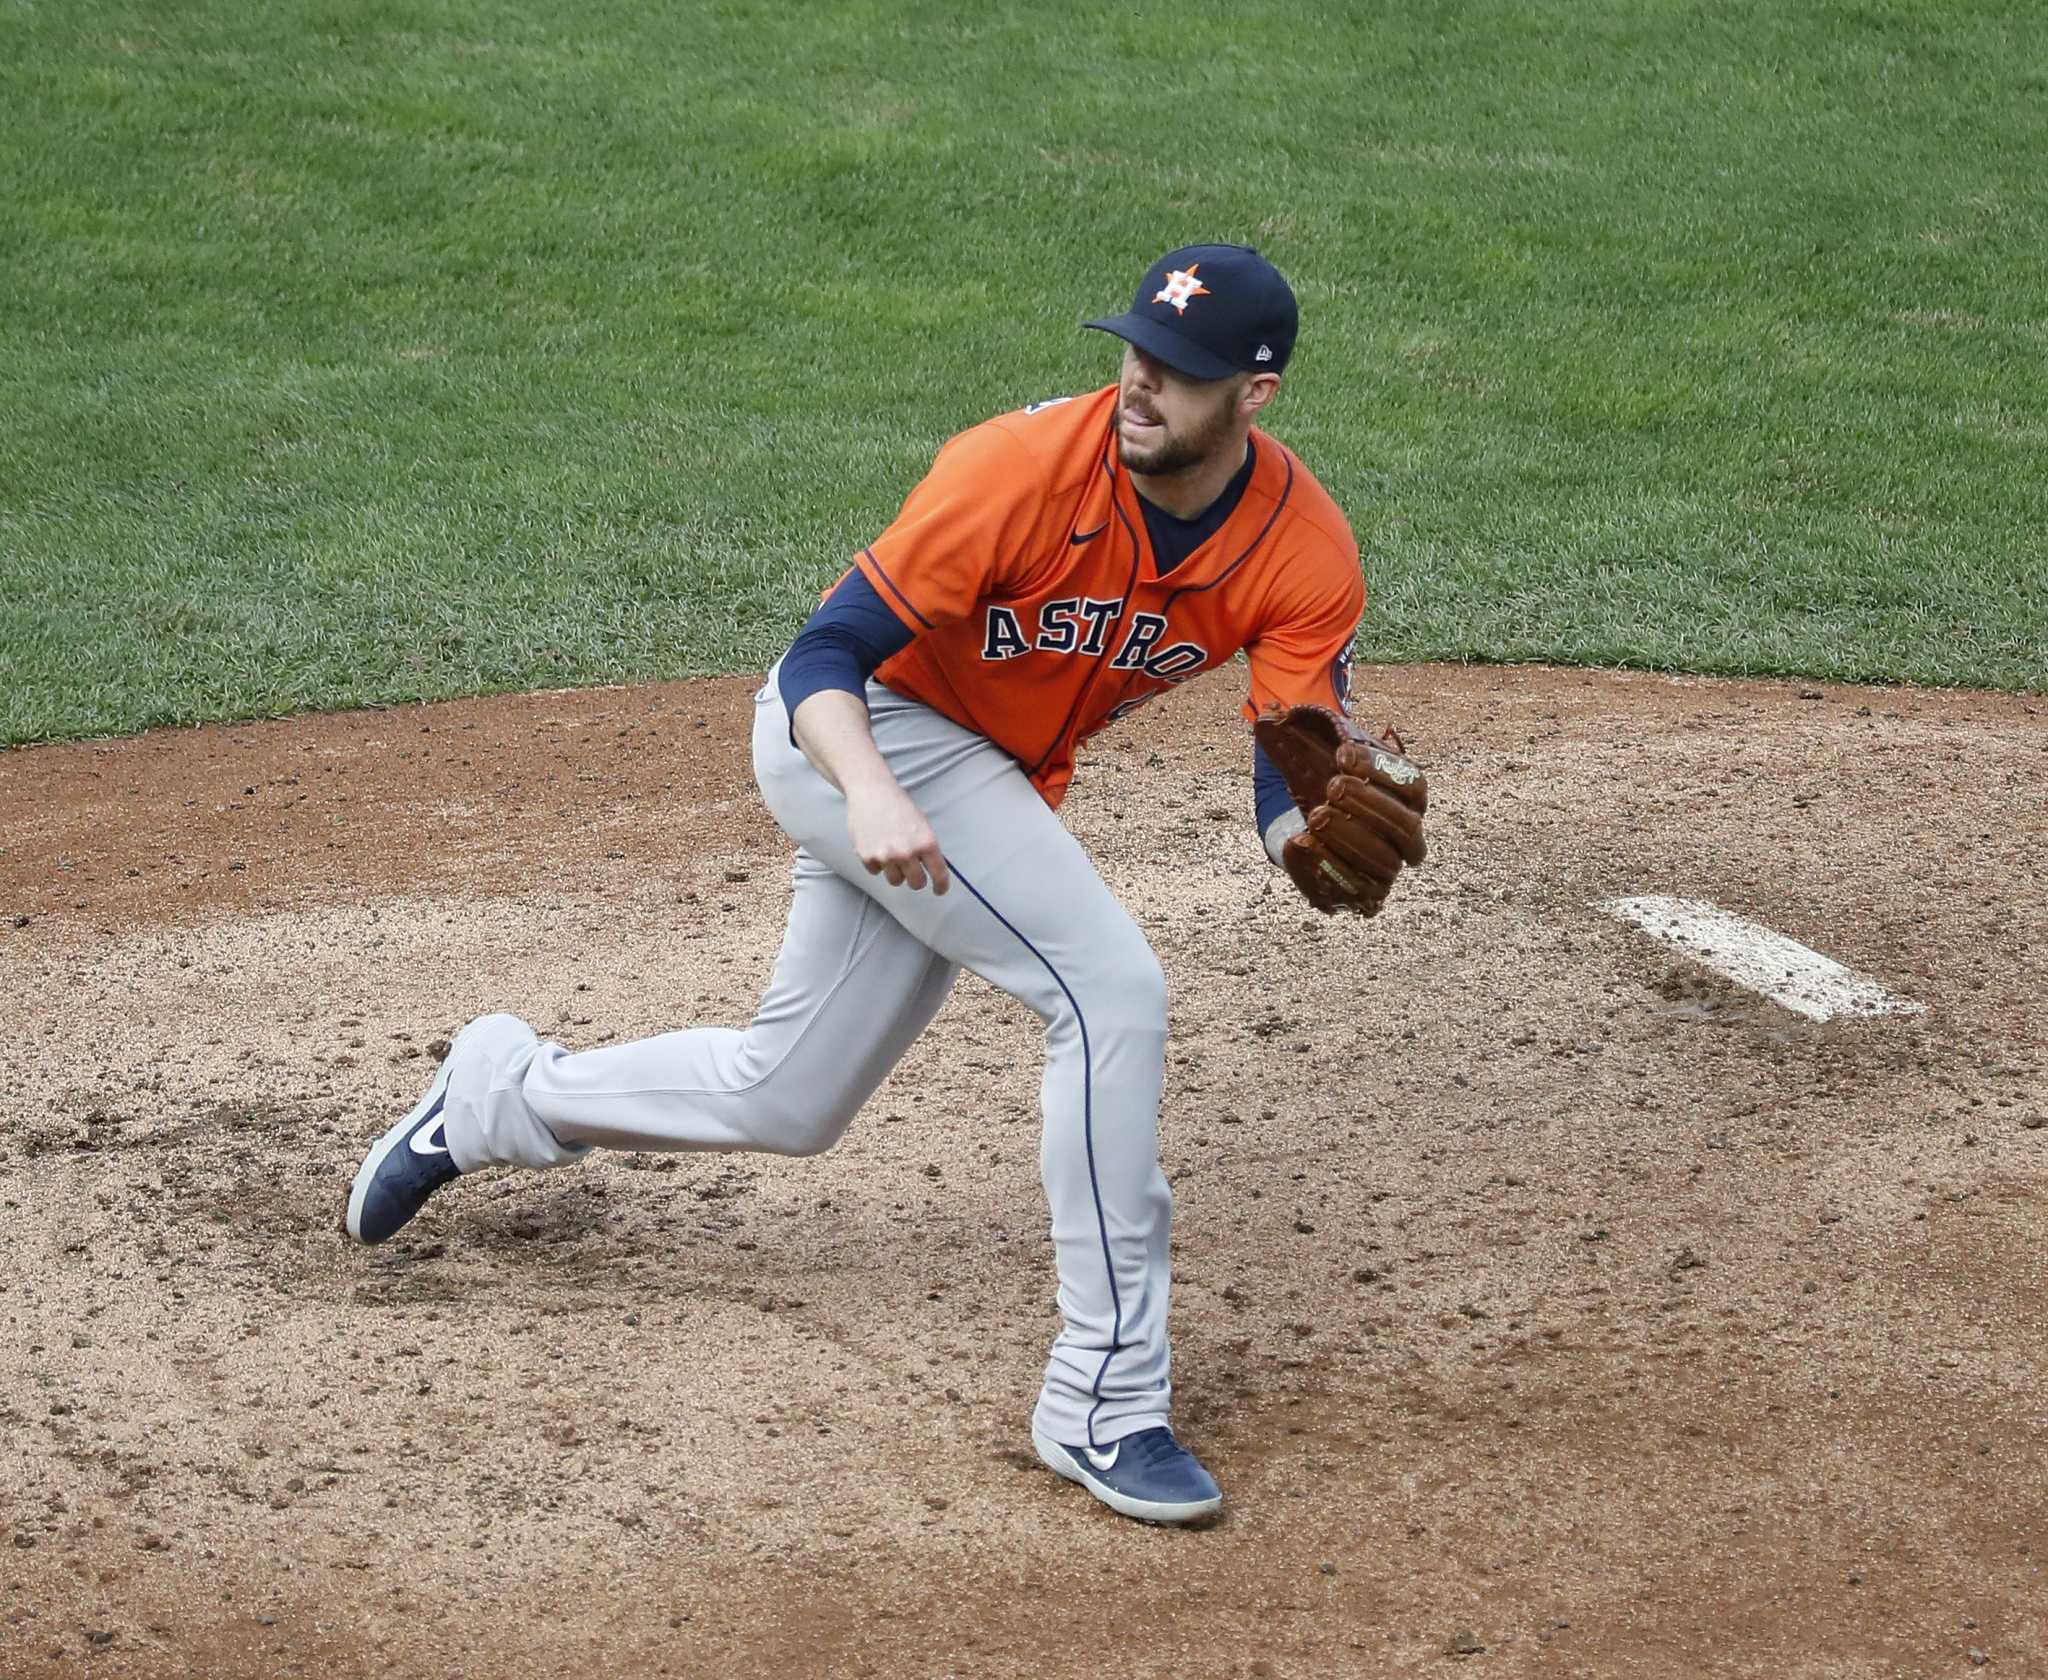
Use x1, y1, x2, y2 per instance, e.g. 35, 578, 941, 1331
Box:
1084, 243, 1299, 381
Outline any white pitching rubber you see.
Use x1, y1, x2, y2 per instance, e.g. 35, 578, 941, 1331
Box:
1599, 895, 1923, 1023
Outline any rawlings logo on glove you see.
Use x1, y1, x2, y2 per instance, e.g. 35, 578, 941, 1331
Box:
1252, 704, 1428, 917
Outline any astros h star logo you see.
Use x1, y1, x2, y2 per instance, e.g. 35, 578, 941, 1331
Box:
1152, 265, 1211, 314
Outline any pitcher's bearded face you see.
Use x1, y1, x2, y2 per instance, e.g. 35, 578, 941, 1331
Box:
1116, 347, 1248, 477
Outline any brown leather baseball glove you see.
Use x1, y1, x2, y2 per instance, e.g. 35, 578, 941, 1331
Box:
1253, 705, 1428, 917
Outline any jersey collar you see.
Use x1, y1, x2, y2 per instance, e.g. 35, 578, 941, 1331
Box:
1109, 426, 1285, 587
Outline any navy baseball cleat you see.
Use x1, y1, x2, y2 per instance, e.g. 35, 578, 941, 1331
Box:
344, 1052, 461, 1245
1031, 1424, 1223, 1525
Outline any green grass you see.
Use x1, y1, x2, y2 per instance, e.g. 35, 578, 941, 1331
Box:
2, 0, 2043, 743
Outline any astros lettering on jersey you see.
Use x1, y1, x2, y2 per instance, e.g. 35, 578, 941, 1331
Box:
849, 385, 1364, 807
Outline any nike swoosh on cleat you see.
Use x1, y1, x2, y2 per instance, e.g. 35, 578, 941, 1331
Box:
1069, 524, 1108, 545
1081, 1442, 1120, 1472
408, 1099, 450, 1157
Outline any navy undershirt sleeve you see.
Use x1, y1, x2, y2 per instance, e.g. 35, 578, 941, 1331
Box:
778, 568, 917, 722
1253, 742, 1295, 834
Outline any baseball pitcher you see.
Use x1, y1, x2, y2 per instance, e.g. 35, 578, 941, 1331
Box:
345, 244, 1426, 1525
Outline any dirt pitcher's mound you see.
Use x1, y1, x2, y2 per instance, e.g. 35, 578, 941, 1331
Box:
3, 664, 2044, 1679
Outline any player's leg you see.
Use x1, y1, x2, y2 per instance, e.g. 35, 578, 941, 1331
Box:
507, 860, 955, 1160
345, 855, 956, 1242
445, 860, 957, 1166
755, 682, 1211, 1517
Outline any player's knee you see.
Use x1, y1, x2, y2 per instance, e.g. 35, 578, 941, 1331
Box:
753, 1111, 848, 1157
1085, 944, 1169, 1040
749, 1094, 857, 1158
1129, 948, 1170, 1027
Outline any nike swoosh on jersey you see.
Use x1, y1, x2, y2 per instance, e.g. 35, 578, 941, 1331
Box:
1069, 524, 1108, 546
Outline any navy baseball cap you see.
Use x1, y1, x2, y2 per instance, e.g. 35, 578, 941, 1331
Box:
1084, 243, 1298, 380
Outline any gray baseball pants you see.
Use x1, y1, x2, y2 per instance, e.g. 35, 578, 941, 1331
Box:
438, 674, 1175, 1449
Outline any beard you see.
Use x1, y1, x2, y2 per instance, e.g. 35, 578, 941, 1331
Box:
1116, 386, 1241, 477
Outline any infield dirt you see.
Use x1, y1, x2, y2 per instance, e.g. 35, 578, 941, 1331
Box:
3, 664, 2043, 1679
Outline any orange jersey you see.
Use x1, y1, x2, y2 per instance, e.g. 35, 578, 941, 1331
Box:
850, 385, 1364, 808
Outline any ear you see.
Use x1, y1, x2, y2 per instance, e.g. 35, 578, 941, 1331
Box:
1238, 373, 1281, 420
